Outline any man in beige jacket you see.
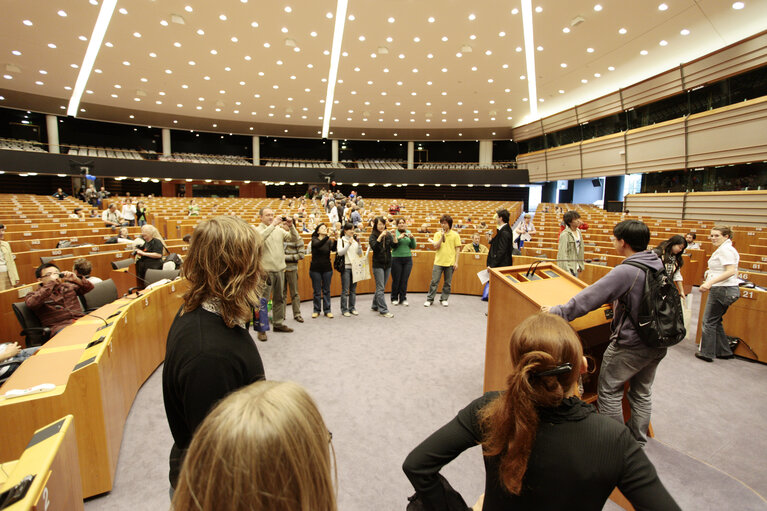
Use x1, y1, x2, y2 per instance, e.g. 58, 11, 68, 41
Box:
0, 224, 20, 290
255, 208, 300, 341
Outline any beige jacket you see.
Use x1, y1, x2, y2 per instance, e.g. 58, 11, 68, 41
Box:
0, 240, 19, 284
557, 227, 585, 275
255, 223, 299, 272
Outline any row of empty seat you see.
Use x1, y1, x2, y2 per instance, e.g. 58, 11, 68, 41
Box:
0, 138, 46, 152
67, 146, 144, 159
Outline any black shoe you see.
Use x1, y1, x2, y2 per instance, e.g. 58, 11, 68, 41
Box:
695, 352, 713, 362
716, 353, 735, 360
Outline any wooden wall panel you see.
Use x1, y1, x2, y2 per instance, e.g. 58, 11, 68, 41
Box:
625, 118, 686, 174
684, 191, 767, 227
517, 150, 547, 182
621, 68, 684, 110
687, 97, 767, 168
624, 193, 686, 219
684, 31, 767, 89
542, 108, 579, 134
577, 91, 624, 124
544, 143, 581, 181
581, 132, 626, 178
512, 120, 544, 142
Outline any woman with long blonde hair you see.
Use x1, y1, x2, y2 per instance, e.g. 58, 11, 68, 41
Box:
135, 223, 168, 285
403, 313, 679, 510
172, 380, 337, 511
163, 216, 266, 493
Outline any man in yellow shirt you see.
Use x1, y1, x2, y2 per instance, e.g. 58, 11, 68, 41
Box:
461, 233, 489, 254
424, 215, 462, 307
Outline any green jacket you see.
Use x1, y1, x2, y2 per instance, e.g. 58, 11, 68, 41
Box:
392, 231, 417, 257
557, 227, 585, 275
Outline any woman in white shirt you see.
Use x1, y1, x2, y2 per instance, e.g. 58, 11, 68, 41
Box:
696, 226, 740, 362
121, 199, 137, 226
514, 213, 536, 249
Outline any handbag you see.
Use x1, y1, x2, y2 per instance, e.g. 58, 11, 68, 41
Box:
481, 281, 490, 301
351, 246, 372, 283
252, 297, 270, 333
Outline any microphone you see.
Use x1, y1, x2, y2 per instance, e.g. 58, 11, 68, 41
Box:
82, 312, 109, 326
525, 258, 597, 277
117, 269, 150, 296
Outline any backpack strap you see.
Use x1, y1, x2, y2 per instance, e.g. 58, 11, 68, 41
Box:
617, 260, 647, 332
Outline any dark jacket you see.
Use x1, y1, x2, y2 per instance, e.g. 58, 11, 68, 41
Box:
369, 231, 394, 269
487, 224, 514, 268
310, 235, 334, 273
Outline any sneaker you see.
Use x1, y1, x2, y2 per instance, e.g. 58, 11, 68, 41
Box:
424, 301, 432, 307
294, 315, 304, 323
325, 312, 334, 318
350, 310, 359, 316
402, 300, 409, 306
440, 300, 449, 307
312, 312, 320, 318
343, 311, 351, 317
380, 312, 394, 318
257, 331, 267, 342
392, 299, 399, 305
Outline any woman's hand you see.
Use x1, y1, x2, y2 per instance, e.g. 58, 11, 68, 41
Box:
699, 282, 711, 292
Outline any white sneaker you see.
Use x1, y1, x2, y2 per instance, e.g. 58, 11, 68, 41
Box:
392, 299, 399, 305
440, 300, 449, 307
402, 300, 409, 306
424, 301, 432, 307
381, 312, 394, 318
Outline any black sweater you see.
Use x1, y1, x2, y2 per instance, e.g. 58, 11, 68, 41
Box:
403, 393, 680, 511
487, 224, 514, 268
162, 306, 265, 488
310, 235, 334, 273
369, 231, 394, 268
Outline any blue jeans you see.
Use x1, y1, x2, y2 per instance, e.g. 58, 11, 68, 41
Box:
597, 341, 667, 445
426, 265, 454, 303
372, 266, 391, 314
309, 270, 332, 314
390, 257, 413, 302
341, 267, 357, 313
700, 286, 740, 358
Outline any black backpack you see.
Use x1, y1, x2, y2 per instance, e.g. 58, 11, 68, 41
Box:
619, 260, 686, 348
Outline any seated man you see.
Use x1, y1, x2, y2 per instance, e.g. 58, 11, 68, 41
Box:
461, 233, 489, 253
102, 204, 126, 229
73, 258, 103, 284
0, 342, 40, 384
52, 188, 67, 200
69, 207, 85, 220
24, 263, 94, 336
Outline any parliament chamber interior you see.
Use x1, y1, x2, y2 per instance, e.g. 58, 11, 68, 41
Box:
1, 0, 766, 509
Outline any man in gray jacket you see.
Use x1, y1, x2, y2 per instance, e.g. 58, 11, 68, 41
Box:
543, 220, 665, 446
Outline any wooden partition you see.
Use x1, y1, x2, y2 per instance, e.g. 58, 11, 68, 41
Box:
0, 279, 188, 498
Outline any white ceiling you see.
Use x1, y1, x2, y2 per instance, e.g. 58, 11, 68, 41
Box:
1, 0, 766, 139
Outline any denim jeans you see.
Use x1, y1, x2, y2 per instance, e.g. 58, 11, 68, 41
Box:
597, 340, 667, 445
700, 286, 740, 358
309, 270, 332, 314
426, 265, 454, 303
390, 257, 413, 302
372, 266, 391, 313
341, 267, 357, 313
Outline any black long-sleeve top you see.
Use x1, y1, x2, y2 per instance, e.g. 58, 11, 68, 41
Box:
487, 224, 514, 268
162, 307, 265, 488
310, 235, 334, 273
403, 392, 680, 511
369, 231, 394, 269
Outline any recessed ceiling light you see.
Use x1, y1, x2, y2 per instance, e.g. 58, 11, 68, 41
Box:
515, 46, 522, 52
57, 9, 67, 16
35, 80, 44, 85
659, 40, 668, 46
559, 89, 565, 93
427, 53, 434, 58
122, 61, 130, 66
264, 42, 270, 48
48, 43, 57, 49
174, 42, 181, 47
386, 36, 393, 42
485, 50, 492, 55
581, 79, 588, 83
535, 6, 543, 12
640, 50, 648, 55
348, 14, 355, 20
252, 21, 259, 27
511, 8, 519, 14
680, 28, 690, 35
39, 69, 47, 74
468, 13, 476, 20
442, 36, 448, 41
413, 36, 420, 42
608, 66, 615, 71
23, 20, 33, 26
732, 1, 745, 8
560, 62, 568, 68
78, 35, 87, 41
141, 77, 148, 82
159, 91, 165, 95
70, 63, 78, 68
593, 4, 602, 11
185, 5, 193, 12
388, 17, 395, 23
119, 7, 127, 14
232, 36, 239, 42
658, 3, 668, 10
165, 69, 172, 74
618, 27, 627, 34
149, 52, 157, 57
11, 50, 21, 56
594, 73, 601, 77
359, 35, 365, 41
133, 32, 141, 37
219, 14, 227, 20
2, 75, 11, 80
562, 27, 570, 33
284, 6, 292, 12
105, 42, 113, 47
587, 47, 595, 53
160, 20, 168, 26
456, 52, 462, 58
211, 49, 217, 54
245, 55, 252, 60
537, 46, 543, 51
427, 16, 435, 22
280, 28, 287, 34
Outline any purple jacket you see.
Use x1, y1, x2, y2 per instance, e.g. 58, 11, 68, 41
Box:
550, 250, 663, 347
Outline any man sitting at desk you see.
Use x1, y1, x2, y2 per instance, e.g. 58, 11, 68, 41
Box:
24, 263, 94, 336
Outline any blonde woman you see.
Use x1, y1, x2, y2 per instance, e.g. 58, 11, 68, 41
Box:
163, 216, 266, 492
172, 381, 336, 511
135, 224, 168, 285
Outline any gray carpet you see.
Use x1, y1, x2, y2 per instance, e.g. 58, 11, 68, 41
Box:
85, 289, 767, 510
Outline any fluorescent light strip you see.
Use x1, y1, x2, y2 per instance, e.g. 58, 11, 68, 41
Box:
67, 0, 117, 116
321, 0, 349, 138
520, 0, 538, 119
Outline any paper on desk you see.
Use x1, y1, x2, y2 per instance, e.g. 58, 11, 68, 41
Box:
477, 269, 490, 286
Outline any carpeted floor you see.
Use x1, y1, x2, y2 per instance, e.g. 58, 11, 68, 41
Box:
85, 288, 767, 510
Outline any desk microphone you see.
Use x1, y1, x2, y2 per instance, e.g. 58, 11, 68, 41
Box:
524, 258, 596, 277
82, 312, 109, 326
118, 269, 150, 297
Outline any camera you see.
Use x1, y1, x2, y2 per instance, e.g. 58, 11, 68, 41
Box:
58, 273, 66, 278
281, 216, 288, 221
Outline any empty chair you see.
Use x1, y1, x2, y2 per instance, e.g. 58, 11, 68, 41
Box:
12, 302, 51, 347
144, 268, 180, 286
40, 256, 61, 265
82, 279, 118, 312
111, 258, 134, 270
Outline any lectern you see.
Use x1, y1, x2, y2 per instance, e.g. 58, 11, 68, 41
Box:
484, 262, 613, 402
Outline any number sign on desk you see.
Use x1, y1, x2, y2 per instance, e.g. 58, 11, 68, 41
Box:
741, 289, 756, 300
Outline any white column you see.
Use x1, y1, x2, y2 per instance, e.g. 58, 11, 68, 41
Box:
332, 139, 339, 165
162, 128, 171, 156
479, 140, 493, 167
252, 135, 260, 165
46, 115, 60, 154
407, 141, 414, 169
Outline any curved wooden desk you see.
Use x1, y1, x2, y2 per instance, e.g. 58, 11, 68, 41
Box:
0, 280, 188, 498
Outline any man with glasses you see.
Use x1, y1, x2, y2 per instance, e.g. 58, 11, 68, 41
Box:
24, 262, 94, 336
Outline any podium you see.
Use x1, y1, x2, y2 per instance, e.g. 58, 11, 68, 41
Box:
484, 262, 613, 402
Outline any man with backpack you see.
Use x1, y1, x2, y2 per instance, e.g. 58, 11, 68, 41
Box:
542, 220, 684, 446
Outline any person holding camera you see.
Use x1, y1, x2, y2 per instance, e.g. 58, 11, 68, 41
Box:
391, 218, 416, 306
24, 262, 94, 336
337, 223, 363, 317
369, 216, 395, 318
